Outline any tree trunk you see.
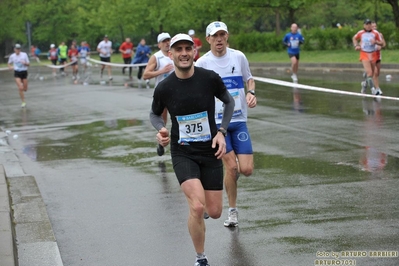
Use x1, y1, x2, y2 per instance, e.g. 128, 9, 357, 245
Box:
275, 9, 281, 36
385, 0, 399, 27
119, 25, 124, 41
288, 8, 296, 24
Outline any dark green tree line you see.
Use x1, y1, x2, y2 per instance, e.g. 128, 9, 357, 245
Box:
0, 0, 397, 61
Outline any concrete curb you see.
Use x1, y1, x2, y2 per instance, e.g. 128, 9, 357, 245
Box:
8, 176, 63, 266
0, 130, 63, 266
0, 165, 17, 266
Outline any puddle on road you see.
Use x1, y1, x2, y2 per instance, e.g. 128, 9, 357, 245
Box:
22, 119, 171, 175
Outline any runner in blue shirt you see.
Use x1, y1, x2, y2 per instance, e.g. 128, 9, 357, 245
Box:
283, 23, 304, 83
132, 38, 151, 84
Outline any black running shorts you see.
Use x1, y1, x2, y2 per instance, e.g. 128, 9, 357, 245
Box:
171, 151, 223, 190
14, 71, 28, 80
288, 53, 300, 60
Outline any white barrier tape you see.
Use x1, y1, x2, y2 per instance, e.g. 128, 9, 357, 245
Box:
44, 61, 78, 69
0, 67, 9, 71
87, 58, 147, 68
253, 76, 399, 101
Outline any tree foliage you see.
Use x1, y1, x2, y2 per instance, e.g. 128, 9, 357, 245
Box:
0, 0, 397, 61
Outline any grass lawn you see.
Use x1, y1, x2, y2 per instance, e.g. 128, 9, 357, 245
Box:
1, 49, 398, 67
245, 49, 399, 64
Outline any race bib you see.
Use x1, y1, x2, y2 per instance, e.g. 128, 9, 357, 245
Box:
71, 56, 77, 61
126, 49, 131, 54
291, 39, 299, 48
216, 89, 242, 119
362, 37, 374, 51
176, 111, 211, 143
15, 61, 23, 68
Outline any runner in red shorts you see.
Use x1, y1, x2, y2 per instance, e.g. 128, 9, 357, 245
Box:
352, 19, 384, 95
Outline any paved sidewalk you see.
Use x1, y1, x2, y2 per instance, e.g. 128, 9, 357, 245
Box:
0, 130, 63, 266
0, 162, 16, 266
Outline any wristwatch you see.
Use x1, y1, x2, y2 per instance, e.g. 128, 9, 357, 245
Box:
247, 90, 255, 96
218, 128, 227, 137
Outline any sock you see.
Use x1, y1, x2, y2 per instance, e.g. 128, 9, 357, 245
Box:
366, 77, 374, 89
196, 253, 206, 260
229, 207, 237, 212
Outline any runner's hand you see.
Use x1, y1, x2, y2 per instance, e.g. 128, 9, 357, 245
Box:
157, 127, 170, 147
212, 132, 226, 159
246, 93, 257, 108
162, 64, 174, 74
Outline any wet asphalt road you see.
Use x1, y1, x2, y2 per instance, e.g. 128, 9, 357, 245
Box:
1, 65, 399, 266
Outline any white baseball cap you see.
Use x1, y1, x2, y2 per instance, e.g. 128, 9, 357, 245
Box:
188, 29, 195, 36
206, 21, 228, 36
170, 33, 194, 48
50, 44, 55, 48
157, 32, 171, 43
14, 44, 21, 49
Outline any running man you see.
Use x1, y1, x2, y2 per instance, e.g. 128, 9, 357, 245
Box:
8, 44, 30, 108
371, 21, 386, 95
97, 35, 113, 80
119, 37, 134, 78
48, 44, 58, 76
78, 41, 90, 74
188, 29, 203, 61
68, 44, 79, 80
353, 19, 384, 95
143, 32, 174, 156
30, 45, 41, 62
57, 41, 68, 75
196, 21, 257, 227
132, 38, 151, 83
150, 33, 234, 266
283, 23, 305, 83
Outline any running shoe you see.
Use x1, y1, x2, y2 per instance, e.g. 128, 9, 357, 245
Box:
376, 88, 383, 95
360, 81, 367, 93
291, 74, 298, 83
224, 209, 238, 227
109, 76, 113, 81
157, 144, 164, 156
194, 258, 210, 266
371, 87, 378, 95
21, 102, 26, 108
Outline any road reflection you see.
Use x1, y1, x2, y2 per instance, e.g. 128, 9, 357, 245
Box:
225, 227, 256, 266
360, 98, 387, 173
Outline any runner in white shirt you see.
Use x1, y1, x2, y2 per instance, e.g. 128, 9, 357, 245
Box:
143, 32, 174, 156
7, 44, 30, 108
196, 21, 257, 227
97, 35, 113, 80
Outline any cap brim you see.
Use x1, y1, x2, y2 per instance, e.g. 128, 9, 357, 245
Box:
208, 28, 228, 36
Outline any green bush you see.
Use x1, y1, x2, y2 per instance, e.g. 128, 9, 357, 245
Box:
229, 25, 399, 53
229, 32, 285, 53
